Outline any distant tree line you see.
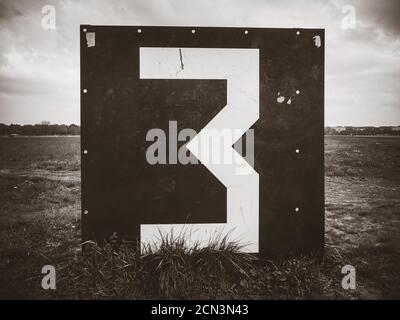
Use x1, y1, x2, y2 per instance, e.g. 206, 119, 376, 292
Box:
1, 123, 399, 136
0, 122, 80, 136
325, 126, 400, 136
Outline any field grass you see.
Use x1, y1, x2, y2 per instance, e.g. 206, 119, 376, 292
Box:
0, 135, 399, 299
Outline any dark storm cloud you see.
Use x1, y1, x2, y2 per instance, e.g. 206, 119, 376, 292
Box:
359, 0, 400, 36
0, 1, 22, 19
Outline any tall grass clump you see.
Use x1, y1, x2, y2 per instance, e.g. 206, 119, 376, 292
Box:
68, 234, 354, 300
74, 230, 257, 299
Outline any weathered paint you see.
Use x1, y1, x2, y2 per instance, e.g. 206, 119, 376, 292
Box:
80, 26, 325, 258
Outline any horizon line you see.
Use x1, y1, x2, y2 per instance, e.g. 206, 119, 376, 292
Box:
2, 123, 400, 128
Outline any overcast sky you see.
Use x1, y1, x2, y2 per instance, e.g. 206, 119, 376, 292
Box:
0, 0, 399, 126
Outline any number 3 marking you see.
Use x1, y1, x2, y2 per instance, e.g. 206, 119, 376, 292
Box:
140, 48, 259, 252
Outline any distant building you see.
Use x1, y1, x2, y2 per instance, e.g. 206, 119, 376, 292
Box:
334, 127, 346, 133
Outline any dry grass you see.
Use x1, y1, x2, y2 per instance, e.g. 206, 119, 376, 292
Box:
0, 135, 399, 299
52, 237, 355, 300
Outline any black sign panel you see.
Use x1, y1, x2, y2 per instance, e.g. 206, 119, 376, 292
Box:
81, 26, 324, 257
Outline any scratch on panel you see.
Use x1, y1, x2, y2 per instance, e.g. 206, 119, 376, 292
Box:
240, 206, 245, 222
313, 35, 321, 48
86, 32, 95, 47
179, 48, 184, 70
277, 92, 285, 103
176, 48, 184, 75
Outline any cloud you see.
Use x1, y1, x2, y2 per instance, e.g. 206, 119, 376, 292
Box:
0, 0, 399, 125
0, 1, 22, 19
353, 0, 400, 36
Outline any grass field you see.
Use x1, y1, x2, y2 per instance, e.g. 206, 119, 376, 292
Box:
0, 135, 399, 299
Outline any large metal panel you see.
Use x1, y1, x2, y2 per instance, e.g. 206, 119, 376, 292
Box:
81, 26, 324, 257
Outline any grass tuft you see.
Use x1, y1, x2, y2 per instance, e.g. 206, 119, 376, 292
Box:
56, 235, 359, 300
74, 231, 259, 299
